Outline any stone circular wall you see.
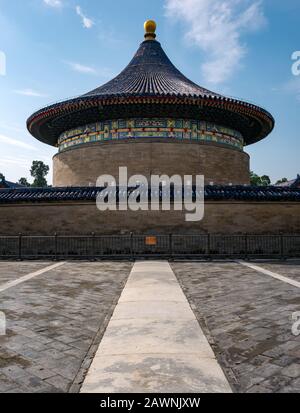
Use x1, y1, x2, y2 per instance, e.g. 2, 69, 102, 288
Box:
53, 140, 250, 186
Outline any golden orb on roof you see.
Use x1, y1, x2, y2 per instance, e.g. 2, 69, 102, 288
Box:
144, 20, 157, 40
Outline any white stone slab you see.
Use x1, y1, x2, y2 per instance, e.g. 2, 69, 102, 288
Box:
81, 261, 231, 393
119, 285, 187, 303
96, 318, 214, 356
82, 354, 232, 393
111, 301, 195, 321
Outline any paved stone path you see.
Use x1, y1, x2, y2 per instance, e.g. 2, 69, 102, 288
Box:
0, 262, 131, 393
81, 261, 231, 393
249, 261, 300, 283
237, 260, 300, 289
0, 262, 52, 285
171, 261, 300, 393
0, 262, 66, 293
1, 259, 299, 393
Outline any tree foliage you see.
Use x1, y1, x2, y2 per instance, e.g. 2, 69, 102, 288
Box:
250, 171, 271, 186
30, 161, 49, 188
1, 162, 50, 187
275, 178, 288, 185
18, 177, 31, 187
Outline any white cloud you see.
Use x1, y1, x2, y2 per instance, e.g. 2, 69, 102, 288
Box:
280, 77, 300, 101
98, 26, 123, 46
65, 61, 113, 79
0, 134, 38, 151
0, 156, 30, 169
43, 0, 62, 8
165, 0, 266, 84
13, 88, 47, 97
75, 6, 94, 29
0, 121, 24, 133
66, 61, 97, 75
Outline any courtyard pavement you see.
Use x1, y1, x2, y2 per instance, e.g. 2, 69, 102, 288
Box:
0, 261, 132, 392
0, 259, 299, 393
171, 260, 300, 393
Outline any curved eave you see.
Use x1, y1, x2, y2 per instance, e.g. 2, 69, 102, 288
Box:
27, 94, 274, 147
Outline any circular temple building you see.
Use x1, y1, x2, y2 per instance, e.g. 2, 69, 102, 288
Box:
2, 20, 298, 239
27, 21, 274, 187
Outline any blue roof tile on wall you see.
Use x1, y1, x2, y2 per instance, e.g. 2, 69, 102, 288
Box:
0, 186, 300, 204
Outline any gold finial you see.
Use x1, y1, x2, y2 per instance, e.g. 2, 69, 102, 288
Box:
144, 20, 157, 40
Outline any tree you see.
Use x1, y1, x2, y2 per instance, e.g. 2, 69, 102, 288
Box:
18, 177, 30, 187
250, 171, 261, 186
250, 171, 271, 186
30, 161, 49, 188
0, 173, 5, 181
275, 178, 288, 185
260, 175, 271, 186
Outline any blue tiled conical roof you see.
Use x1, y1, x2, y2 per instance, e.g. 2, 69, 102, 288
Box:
27, 29, 274, 147
84, 40, 220, 98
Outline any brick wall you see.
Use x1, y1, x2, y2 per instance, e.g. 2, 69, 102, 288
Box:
53, 140, 250, 187
0, 201, 299, 235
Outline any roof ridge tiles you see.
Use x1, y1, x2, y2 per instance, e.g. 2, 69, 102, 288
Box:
1, 186, 300, 204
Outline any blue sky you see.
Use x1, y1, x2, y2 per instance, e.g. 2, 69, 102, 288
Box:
0, 0, 299, 184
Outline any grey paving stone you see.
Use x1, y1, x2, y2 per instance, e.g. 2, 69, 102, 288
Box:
25, 365, 56, 380
262, 375, 292, 391
278, 385, 300, 393
1, 365, 28, 379
281, 363, 300, 378
0, 261, 132, 393
171, 261, 300, 393
45, 375, 71, 392
273, 355, 297, 367
246, 384, 274, 393
255, 364, 281, 378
